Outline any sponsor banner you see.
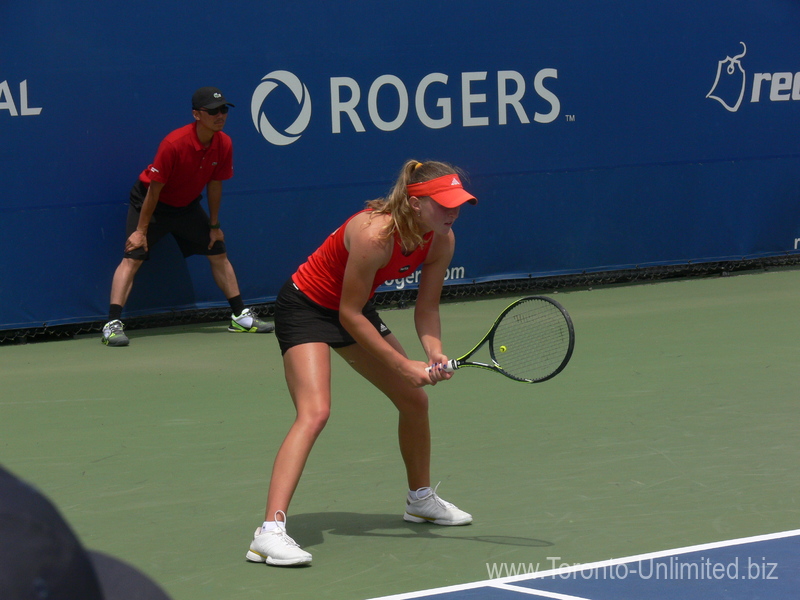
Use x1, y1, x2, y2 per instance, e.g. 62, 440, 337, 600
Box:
1, 1, 799, 328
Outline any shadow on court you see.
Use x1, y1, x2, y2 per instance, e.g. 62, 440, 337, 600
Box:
289, 512, 554, 549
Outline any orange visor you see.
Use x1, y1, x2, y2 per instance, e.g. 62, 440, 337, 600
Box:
406, 174, 478, 208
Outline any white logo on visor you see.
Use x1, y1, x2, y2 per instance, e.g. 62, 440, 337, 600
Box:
251, 70, 312, 146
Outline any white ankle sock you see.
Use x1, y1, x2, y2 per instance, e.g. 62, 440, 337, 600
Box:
262, 520, 281, 531
408, 486, 432, 501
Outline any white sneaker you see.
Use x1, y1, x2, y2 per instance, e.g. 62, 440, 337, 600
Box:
246, 511, 312, 566
403, 483, 472, 526
101, 319, 129, 347
229, 308, 274, 333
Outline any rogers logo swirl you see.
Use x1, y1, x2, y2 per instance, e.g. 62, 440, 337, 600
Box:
251, 70, 311, 146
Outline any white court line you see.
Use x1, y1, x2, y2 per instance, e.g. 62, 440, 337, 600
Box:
491, 584, 591, 599
366, 528, 800, 600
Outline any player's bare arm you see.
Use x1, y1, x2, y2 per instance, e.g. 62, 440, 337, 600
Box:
206, 180, 225, 249
339, 213, 439, 387
416, 230, 455, 372
125, 181, 164, 253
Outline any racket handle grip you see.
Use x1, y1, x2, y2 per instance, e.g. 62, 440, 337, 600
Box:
425, 360, 457, 374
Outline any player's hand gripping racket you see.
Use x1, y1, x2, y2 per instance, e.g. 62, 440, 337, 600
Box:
429, 296, 575, 383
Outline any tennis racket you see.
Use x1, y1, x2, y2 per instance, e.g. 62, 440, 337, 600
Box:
430, 296, 575, 383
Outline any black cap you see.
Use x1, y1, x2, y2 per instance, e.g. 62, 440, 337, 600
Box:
192, 86, 234, 110
0, 465, 172, 600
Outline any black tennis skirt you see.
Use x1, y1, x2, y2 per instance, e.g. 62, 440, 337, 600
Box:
274, 278, 391, 355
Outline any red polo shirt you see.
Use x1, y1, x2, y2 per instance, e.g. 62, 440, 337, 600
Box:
138, 123, 233, 207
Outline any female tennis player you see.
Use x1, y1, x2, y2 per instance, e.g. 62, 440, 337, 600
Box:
245, 160, 478, 566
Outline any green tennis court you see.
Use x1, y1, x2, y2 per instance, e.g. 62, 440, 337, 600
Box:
2, 268, 799, 600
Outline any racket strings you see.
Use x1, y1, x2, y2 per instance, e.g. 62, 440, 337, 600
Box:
492, 300, 572, 381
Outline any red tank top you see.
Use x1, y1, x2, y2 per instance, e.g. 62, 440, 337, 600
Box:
292, 210, 434, 310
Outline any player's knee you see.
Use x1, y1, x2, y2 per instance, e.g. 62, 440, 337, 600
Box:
298, 406, 330, 436
397, 390, 429, 414
121, 257, 144, 274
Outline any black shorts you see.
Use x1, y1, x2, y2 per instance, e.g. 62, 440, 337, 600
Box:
124, 181, 226, 260
274, 279, 391, 355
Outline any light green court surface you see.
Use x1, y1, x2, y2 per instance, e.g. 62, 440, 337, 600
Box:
2, 269, 799, 600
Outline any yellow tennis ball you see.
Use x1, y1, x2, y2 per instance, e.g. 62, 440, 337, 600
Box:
499, 345, 507, 353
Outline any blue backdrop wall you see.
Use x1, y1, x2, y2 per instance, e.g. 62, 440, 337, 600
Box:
2, 1, 799, 329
